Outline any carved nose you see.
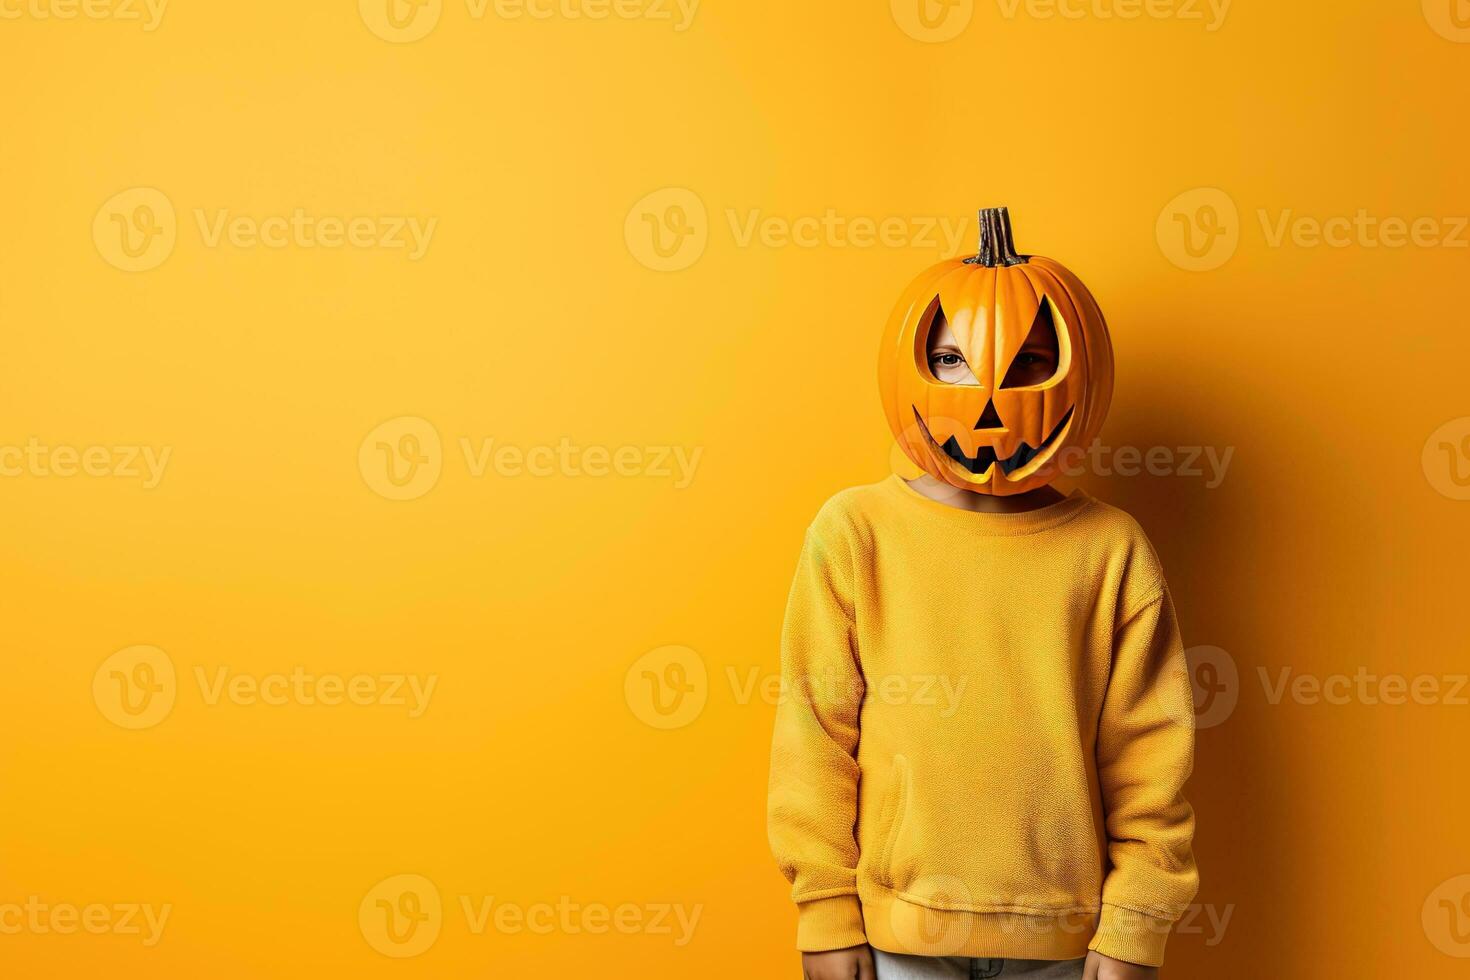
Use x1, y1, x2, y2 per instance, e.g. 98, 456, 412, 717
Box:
974, 398, 1004, 430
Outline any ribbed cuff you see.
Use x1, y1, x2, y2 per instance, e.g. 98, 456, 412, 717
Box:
795, 895, 867, 952
1087, 904, 1175, 967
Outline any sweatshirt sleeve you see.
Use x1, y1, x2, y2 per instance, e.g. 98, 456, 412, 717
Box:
1088, 584, 1199, 968
766, 522, 867, 952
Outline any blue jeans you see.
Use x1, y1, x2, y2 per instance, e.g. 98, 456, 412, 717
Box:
873, 950, 1087, 979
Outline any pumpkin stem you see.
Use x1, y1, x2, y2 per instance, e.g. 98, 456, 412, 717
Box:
967, 207, 1028, 267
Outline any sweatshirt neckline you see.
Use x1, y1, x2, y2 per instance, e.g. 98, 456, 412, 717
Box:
884, 474, 1092, 536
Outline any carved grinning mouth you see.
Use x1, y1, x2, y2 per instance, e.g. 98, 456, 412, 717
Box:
914, 406, 1075, 477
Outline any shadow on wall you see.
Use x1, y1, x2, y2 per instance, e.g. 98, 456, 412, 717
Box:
1077, 371, 1367, 978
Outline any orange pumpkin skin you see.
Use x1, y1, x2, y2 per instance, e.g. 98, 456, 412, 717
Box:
878, 209, 1114, 495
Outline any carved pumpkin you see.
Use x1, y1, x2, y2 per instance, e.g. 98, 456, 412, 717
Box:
879, 207, 1114, 495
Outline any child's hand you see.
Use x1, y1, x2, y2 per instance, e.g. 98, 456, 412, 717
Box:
801, 944, 876, 979
1083, 950, 1159, 979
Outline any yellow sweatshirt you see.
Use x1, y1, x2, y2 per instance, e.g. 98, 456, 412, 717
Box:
767, 476, 1197, 967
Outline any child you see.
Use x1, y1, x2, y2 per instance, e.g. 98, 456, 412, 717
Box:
767, 209, 1197, 980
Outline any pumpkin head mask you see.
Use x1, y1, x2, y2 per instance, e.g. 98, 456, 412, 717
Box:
879, 207, 1114, 496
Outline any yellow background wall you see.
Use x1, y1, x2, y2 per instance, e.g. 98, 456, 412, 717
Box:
3, 0, 1469, 976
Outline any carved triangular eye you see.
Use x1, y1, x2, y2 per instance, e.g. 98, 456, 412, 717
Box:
926, 296, 948, 338
999, 298, 1061, 389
